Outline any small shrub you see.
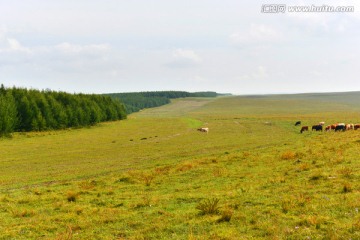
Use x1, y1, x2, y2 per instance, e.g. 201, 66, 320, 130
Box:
79, 180, 97, 190
141, 173, 155, 187
196, 198, 221, 215
67, 191, 78, 202
281, 198, 294, 213
177, 162, 194, 172
281, 151, 296, 160
217, 208, 233, 223
298, 163, 310, 171
55, 226, 73, 240
270, 176, 286, 184
128, 171, 155, 186
155, 166, 171, 175
12, 209, 35, 218
242, 152, 251, 158
133, 196, 152, 209
309, 171, 325, 181
338, 167, 353, 178
117, 176, 131, 183
296, 193, 309, 207
342, 183, 352, 193
213, 167, 225, 177
75, 207, 83, 215
33, 189, 41, 195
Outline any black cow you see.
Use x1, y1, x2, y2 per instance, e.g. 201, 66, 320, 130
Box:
312, 125, 323, 131
335, 125, 345, 132
295, 121, 301, 126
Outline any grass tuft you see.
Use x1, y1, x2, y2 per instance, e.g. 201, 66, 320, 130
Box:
55, 226, 73, 240
281, 151, 296, 160
342, 183, 352, 193
140, 173, 156, 187
66, 191, 78, 202
196, 198, 221, 215
12, 209, 35, 218
217, 208, 233, 223
338, 167, 353, 178
309, 171, 326, 181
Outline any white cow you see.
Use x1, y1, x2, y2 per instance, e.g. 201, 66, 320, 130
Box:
197, 127, 209, 133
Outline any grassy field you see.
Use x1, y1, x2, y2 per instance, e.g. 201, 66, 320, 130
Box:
0, 94, 360, 239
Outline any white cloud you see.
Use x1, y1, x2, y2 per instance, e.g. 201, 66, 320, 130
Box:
285, 0, 360, 35
0, 1, 359, 94
0, 28, 30, 53
55, 42, 110, 55
192, 75, 207, 83
230, 24, 283, 45
166, 48, 202, 68
239, 66, 269, 81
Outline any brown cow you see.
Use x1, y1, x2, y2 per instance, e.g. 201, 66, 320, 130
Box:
354, 124, 360, 130
300, 126, 309, 133
325, 125, 331, 131
330, 124, 337, 130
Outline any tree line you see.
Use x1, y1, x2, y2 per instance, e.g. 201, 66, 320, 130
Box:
105, 91, 219, 114
0, 85, 126, 136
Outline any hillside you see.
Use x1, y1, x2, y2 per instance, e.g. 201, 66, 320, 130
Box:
104, 91, 219, 113
0, 93, 359, 239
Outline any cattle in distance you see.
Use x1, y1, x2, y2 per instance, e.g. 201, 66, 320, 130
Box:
312, 125, 323, 131
335, 125, 345, 132
300, 126, 309, 133
346, 124, 354, 130
197, 127, 209, 133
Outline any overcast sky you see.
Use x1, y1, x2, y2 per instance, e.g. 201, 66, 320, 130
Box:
0, 1, 359, 94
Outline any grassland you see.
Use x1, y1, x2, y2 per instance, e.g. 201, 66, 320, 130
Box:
0, 94, 360, 239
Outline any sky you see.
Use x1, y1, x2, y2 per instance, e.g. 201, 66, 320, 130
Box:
0, 0, 359, 94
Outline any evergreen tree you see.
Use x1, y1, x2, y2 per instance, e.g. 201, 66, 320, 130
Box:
0, 91, 18, 136
0, 84, 127, 136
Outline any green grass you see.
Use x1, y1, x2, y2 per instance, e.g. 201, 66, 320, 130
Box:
0, 94, 360, 239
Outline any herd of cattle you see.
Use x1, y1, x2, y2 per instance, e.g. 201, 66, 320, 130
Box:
196, 122, 360, 134
295, 121, 360, 133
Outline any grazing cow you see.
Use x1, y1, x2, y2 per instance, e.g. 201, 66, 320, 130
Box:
354, 124, 360, 130
335, 125, 345, 132
330, 124, 337, 130
295, 121, 301, 126
300, 126, 309, 133
197, 127, 209, 133
312, 125, 323, 131
319, 122, 325, 126
346, 124, 354, 131
325, 125, 331, 131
